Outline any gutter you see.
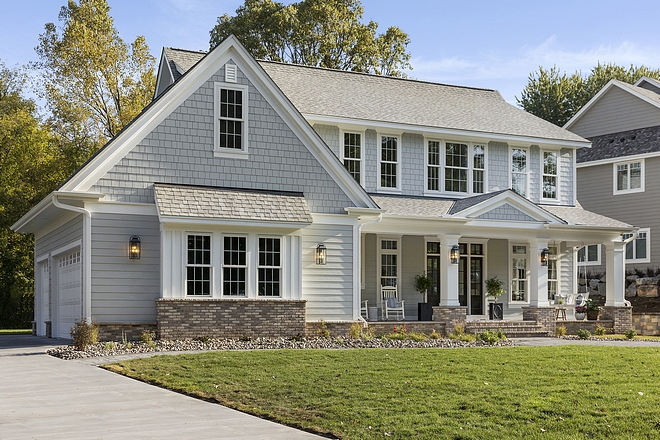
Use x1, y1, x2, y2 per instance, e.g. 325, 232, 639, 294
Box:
51, 194, 92, 322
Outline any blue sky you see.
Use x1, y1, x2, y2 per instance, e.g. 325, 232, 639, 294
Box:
2, 0, 660, 104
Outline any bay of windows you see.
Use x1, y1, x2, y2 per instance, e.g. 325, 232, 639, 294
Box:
186, 235, 211, 296
426, 140, 486, 194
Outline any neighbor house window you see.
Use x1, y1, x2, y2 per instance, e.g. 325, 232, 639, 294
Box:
187, 235, 211, 296
379, 135, 399, 189
577, 244, 600, 266
223, 236, 246, 296
511, 148, 528, 197
614, 160, 644, 194
258, 238, 281, 296
214, 83, 248, 157
343, 132, 362, 184
542, 151, 558, 199
511, 245, 527, 301
427, 140, 441, 191
623, 228, 650, 263
547, 246, 558, 301
380, 239, 399, 287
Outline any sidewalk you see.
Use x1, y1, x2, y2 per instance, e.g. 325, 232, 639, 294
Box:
0, 335, 323, 440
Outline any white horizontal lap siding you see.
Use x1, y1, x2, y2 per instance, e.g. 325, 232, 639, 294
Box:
402, 235, 425, 316
302, 223, 354, 321
560, 148, 573, 204
560, 242, 575, 295
90, 213, 160, 323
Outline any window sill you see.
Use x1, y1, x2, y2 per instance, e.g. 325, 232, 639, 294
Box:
214, 149, 249, 160
613, 188, 644, 196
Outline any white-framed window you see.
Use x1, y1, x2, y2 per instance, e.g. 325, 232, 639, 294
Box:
222, 236, 247, 296
258, 237, 281, 297
214, 82, 248, 158
623, 228, 650, 263
547, 246, 558, 301
511, 148, 528, 197
614, 159, 644, 194
186, 235, 212, 296
511, 244, 528, 302
379, 238, 399, 288
342, 131, 362, 185
542, 150, 558, 200
426, 140, 486, 195
379, 135, 399, 190
577, 244, 600, 266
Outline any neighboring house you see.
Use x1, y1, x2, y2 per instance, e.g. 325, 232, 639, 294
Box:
565, 77, 660, 274
12, 36, 635, 340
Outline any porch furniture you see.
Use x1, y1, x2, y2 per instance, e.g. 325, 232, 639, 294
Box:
381, 286, 405, 320
360, 300, 369, 319
555, 307, 567, 320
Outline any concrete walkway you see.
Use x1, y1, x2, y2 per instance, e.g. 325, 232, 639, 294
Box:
0, 335, 323, 440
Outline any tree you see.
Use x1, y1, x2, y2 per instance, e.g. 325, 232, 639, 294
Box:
0, 62, 64, 328
210, 0, 412, 77
517, 63, 660, 127
35, 0, 156, 150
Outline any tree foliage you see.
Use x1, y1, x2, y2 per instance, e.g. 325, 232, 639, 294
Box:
210, 0, 412, 77
35, 0, 156, 149
517, 63, 660, 127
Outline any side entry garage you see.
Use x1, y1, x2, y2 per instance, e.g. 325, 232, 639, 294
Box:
56, 251, 82, 339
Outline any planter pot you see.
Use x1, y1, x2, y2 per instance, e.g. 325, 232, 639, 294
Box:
575, 312, 586, 321
418, 302, 433, 321
586, 310, 599, 321
489, 302, 503, 320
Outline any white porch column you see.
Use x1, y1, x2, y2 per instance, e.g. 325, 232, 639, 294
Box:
528, 239, 550, 307
439, 235, 461, 307
605, 241, 626, 306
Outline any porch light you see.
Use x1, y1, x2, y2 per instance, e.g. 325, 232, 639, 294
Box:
540, 248, 549, 266
129, 236, 141, 260
450, 245, 460, 264
315, 243, 327, 265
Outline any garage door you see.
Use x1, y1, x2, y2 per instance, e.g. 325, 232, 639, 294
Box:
57, 251, 82, 339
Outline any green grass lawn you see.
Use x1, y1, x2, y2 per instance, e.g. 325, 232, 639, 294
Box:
0, 329, 32, 335
107, 346, 660, 439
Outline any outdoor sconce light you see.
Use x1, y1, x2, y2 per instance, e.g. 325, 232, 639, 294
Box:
129, 235, 141, 260
540, 248, 549, 266
316, 243, 327, 265
450, 245, 460, 265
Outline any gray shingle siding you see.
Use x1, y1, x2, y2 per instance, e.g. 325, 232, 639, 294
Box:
92, 64, 356, 214
313, 124, 340, 158
364, 130, 378, 193
560, 148, 574, 203
476, 203, 536, 222
529, 146, 540, 203
487, 141, 510, 192
401, 133, 425, 196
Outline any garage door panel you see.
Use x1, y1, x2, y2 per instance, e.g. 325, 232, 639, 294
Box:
58, 251, 81, 339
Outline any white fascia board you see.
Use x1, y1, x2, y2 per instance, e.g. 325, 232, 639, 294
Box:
383, 214, 468, 224
11, 191, 104, 233
159, 216, 312, 230
634, 76, 660, 89
546, 223, 637, 234
305, 114, 591, 149
87, 201, 157, 216
311, 213, 359, 225
576, 151, 660, 168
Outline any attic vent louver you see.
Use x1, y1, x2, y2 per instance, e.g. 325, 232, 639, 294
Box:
225, 64, 238, 83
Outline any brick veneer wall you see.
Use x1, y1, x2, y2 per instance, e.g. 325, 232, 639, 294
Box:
522, 307, 556, 334
632, 312, 660, 336
98, 323, 157, 342
304, 321, 448, 337
600, 306, 633, 333
432, 306, 467, 333
560, 320, 614, 335
156, 298, 306, 340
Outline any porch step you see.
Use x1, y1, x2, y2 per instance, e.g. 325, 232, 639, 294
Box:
466, 321, 551, 338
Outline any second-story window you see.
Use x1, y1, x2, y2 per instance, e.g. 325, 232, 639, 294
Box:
427, 140, 441, 191
511, 148, 528, 197
380, 135, 398, 189
445, 142, 468, 193
542, 151, 558, 199
614, 160, 644, 194
426, 140, 486, 194
214, 83, 248, 157
473, 144, 485, 194
343, 132, 362, 184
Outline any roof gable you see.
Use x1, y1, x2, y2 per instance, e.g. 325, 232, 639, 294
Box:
449, 190, 564, 223
634, 76, 660, 94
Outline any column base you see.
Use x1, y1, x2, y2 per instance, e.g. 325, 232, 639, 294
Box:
432, 306, 467, 334
522, 306, 556, 335
600, 306, 633, 333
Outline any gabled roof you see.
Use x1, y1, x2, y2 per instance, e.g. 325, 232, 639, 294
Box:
163, 47, 206, 81
577, 125, 660, 163
634, 76, 660, 94
162, 47, 587, 146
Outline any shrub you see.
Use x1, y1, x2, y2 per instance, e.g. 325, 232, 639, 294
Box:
594, 325, 607, 336
478, 329, 506, 344
408, 331, 428, 341
317, 320, 331, 338
140, 330, 156, 344
429, 329, 441, 339
554, 325, 567, 337
361, 327, 375, 341
448, 324, 475, 342
348, 322, 362, 339
104, 341, 116, 350
577, 329, 591, 339
625, 329, 637, 339
70, 319, 99, 350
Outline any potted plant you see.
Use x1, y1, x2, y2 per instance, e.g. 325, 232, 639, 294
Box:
574, 305, 587, 320
585, 298, 599, 320
485, 276, 505, 320
415, 272, 434, 321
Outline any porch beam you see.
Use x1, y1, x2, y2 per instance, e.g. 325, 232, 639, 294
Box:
528, 239, 549, 307
439, 234, 461, 307
605, 241, 626, 306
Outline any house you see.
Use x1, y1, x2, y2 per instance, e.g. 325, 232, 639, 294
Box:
565, 77, 660, 274
12, 36, 635, 340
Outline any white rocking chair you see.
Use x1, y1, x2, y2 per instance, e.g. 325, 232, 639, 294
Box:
360, 300, 369, 319
381, 286, 405, 320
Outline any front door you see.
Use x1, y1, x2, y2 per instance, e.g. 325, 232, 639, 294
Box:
426, 242, 441, 306
458, 243, 484, 315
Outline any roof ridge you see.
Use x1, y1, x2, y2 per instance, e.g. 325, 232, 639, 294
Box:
165, 47, 208, 55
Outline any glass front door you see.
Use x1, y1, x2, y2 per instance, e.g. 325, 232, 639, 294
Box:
426, 242, 441, 306
458, 243, 484, 315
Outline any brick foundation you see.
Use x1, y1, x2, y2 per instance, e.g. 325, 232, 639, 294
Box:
522, 307, 556, 334
432, 306, 467, 333
632, 312, 660, 336
156, 298, 306, 340
600, 306, 633, 333
559, 320, 614, 335
305, 321, 355, 338
97, 323, 158, 342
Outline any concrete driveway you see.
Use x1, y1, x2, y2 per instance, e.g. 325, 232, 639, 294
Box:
0, 335, 324, 439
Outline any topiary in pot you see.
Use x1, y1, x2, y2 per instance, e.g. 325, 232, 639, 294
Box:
415, 272, 433, 303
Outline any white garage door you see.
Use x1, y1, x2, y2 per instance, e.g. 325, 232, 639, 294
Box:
57, 251, 82, 339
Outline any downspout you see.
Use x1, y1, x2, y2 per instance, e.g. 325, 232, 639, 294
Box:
52, 194, 92, 322
356, 214, 383, 325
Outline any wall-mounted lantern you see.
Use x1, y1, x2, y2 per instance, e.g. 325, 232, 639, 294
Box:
540, 248, 549, 266
315, 243, 327, 265
129, 236, 141, 260
450, 245, 460, 265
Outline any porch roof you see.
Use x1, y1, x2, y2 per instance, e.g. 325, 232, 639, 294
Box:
154, 183, 313, 224
541, 203, 632, 228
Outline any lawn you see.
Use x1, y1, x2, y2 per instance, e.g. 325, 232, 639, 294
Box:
0, 329, 32, 335
106, 346, 660, 439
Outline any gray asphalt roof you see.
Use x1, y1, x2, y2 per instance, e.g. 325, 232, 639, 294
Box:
577, 125, 660, 163
154, 183, 313, 224
371, 195, 454, 217
163, 47, 587, 143
616, 80, 660, 106
163, 48, 206, 81
541, 204, 632, 228
447, 190, 508, 215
